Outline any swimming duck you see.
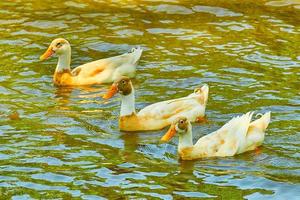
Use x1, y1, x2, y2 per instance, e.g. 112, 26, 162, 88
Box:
103, 76, 209, 131
40, 38, 142, 86
161, 112, 271, 160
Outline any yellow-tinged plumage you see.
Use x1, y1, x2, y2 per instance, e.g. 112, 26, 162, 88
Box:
103, 77, 209, 131
161, 112, 271, 160
40, 38, 142, 86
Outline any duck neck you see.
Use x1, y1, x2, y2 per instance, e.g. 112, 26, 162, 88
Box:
55, 49, 71, 73
120, 89, 136, 116
178, 126, 193, 151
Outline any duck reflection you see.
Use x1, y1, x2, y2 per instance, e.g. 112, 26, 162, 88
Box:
178, 159, 197, 174
54, 86, 74, 108
54, 85, 106, 109
120, 131, 140, 160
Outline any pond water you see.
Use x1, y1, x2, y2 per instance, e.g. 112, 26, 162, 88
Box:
0, 0, 299, 199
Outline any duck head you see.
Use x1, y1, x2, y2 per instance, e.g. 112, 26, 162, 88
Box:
161, 117, 191, 142
103, 76, 133, 99
40, 38, 71, 61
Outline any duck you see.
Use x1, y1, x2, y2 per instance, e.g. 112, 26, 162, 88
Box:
103, 76, 209, 131
40, 38, 143, 86
160, 112, 271, 160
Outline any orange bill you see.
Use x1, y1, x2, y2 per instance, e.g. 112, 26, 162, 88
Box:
40, 46, 55, 61
103, 84, 118, 99
161, 124, 176, 142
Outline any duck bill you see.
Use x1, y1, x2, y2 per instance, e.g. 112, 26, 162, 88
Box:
161, 124, 176, 142
103, 84, 118, 99
40, 46, 55, 61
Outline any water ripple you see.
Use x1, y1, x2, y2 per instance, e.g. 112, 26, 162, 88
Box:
0, 0, 299, 199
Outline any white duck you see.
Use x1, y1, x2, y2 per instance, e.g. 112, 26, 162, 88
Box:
161, 112, 271, 160
40, 38, 142, 86
103, 76, 209, 131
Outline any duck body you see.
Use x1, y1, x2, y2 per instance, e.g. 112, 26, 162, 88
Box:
120, 91, 208, 131
103, 77, 209, 132
40, 38, 142, 86
161, 112, 271, 160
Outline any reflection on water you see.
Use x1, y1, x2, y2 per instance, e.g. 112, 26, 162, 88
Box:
0, 0, 299, 199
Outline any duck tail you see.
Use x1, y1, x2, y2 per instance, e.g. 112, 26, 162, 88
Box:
251, 112, 271, 133
200, 84, 209, 104
129, 46, 143, 64
190, 84, 209, 105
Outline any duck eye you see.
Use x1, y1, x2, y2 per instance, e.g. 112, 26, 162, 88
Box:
56, 42, 61, 47
122, 80, 126, 84
180, 120, 184, 124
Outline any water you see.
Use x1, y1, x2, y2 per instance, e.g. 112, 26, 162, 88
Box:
0, 0, 299, 199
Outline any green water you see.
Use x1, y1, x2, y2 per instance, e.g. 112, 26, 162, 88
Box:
0, 0, 299, 199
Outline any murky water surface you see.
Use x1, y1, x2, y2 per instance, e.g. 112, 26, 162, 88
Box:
0, 0, 299, 199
